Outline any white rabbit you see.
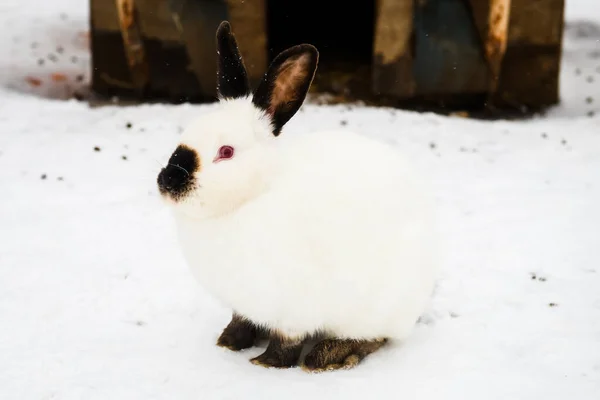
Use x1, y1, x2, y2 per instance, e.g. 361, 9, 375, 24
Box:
157, 21, 439, 372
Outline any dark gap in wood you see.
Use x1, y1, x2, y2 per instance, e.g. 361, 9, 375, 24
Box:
265, 0, 376, 100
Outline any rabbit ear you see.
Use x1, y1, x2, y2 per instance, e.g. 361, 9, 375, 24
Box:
252, 44, 319, 136
216, 21, 250, 99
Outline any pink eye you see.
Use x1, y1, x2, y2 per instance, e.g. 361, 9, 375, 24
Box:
215, 145, 234, 161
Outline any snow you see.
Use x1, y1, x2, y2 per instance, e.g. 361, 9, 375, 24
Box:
0, 0, 599, 399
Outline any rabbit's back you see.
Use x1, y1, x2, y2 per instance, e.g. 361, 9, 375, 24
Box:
274, 130, 437, 337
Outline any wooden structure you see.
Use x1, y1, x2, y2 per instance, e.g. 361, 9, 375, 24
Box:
90, 0, 565, 112
91, 0, 267, 102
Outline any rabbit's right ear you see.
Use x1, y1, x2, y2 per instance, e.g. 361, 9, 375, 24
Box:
252, 44, 318, 136
216, 21, 250, 99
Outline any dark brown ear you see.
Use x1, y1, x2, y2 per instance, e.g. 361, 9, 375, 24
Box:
216, 21, 250, 99
252, 44, 319, 136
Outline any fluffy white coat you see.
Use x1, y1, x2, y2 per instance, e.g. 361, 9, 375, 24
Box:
168, 98, 438, 341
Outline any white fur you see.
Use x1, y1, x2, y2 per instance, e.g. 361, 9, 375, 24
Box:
166, 97, 439, 341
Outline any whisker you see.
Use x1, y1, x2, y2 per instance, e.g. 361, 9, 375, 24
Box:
169, 163, 190, 176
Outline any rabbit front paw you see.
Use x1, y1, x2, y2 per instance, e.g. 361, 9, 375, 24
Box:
216, 313, 264, 351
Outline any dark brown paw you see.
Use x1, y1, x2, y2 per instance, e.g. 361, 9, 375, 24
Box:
250, 351, 295, 369
302, 352, 361, 372
301, 338, 387, 373
216, 314, 259, 351
249, 337, 304, 369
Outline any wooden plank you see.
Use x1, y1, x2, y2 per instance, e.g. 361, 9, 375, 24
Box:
225, 0, 267, 88
166, 0, 229, 98
372, 0, 415, 98
485, 0, 511, 82
468, 0, 490, 48
91, 0, 120, 32
134, 0, 204, 101
506, 0, 564, 46
468, 0, 511, 92
494, 48, 562, 109
411, 0, 490, 95
115, 0, 149, 90
136, 0, 183, 41
494, 0, 564, 109
91, 0, 136, 97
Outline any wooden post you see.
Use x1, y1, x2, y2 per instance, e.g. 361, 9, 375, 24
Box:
91, 0, 137, 97
468, 0, 511, 92
411, 0, 490, 98
115, 0, 149, 92
372, 0, 415, 98
493, 0, 565, 109
486, 0, 511, 89
225, 0, 268, 88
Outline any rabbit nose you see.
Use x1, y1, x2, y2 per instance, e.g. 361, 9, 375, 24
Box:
157, 145, 200, 198
157, 164, 192, 195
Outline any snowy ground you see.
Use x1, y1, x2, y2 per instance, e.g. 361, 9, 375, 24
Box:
1, 1, 599, 399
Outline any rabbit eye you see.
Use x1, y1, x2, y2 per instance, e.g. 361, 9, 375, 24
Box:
217, 145, 235, 160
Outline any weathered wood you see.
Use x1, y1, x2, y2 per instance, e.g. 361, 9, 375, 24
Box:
90, 0, 266, 101
91, 0, 220, 101
486, 0, 511, 82
468, 0, 511, 91
372, 0, 415, 98
91, 0, 136, 97
166, 0, 228, 98
505, 0, 564, 45
115, 0, 149, 91
494, 48, 562, 109
225, 0, 267, 88
411, 0, 490, 96
494, 0, 564, 109
136, 0, 205, 100
137, 0, 183, 41
89, 0, 564, 112
373, 0, 491, 104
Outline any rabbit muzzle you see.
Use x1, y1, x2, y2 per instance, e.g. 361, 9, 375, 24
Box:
157, 144, 200, 201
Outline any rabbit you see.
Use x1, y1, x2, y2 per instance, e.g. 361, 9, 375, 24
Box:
156, 21, 439, 373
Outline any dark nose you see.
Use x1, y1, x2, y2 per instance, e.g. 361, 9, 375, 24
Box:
157, 145, 199, 197
157, 164, 191, 196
